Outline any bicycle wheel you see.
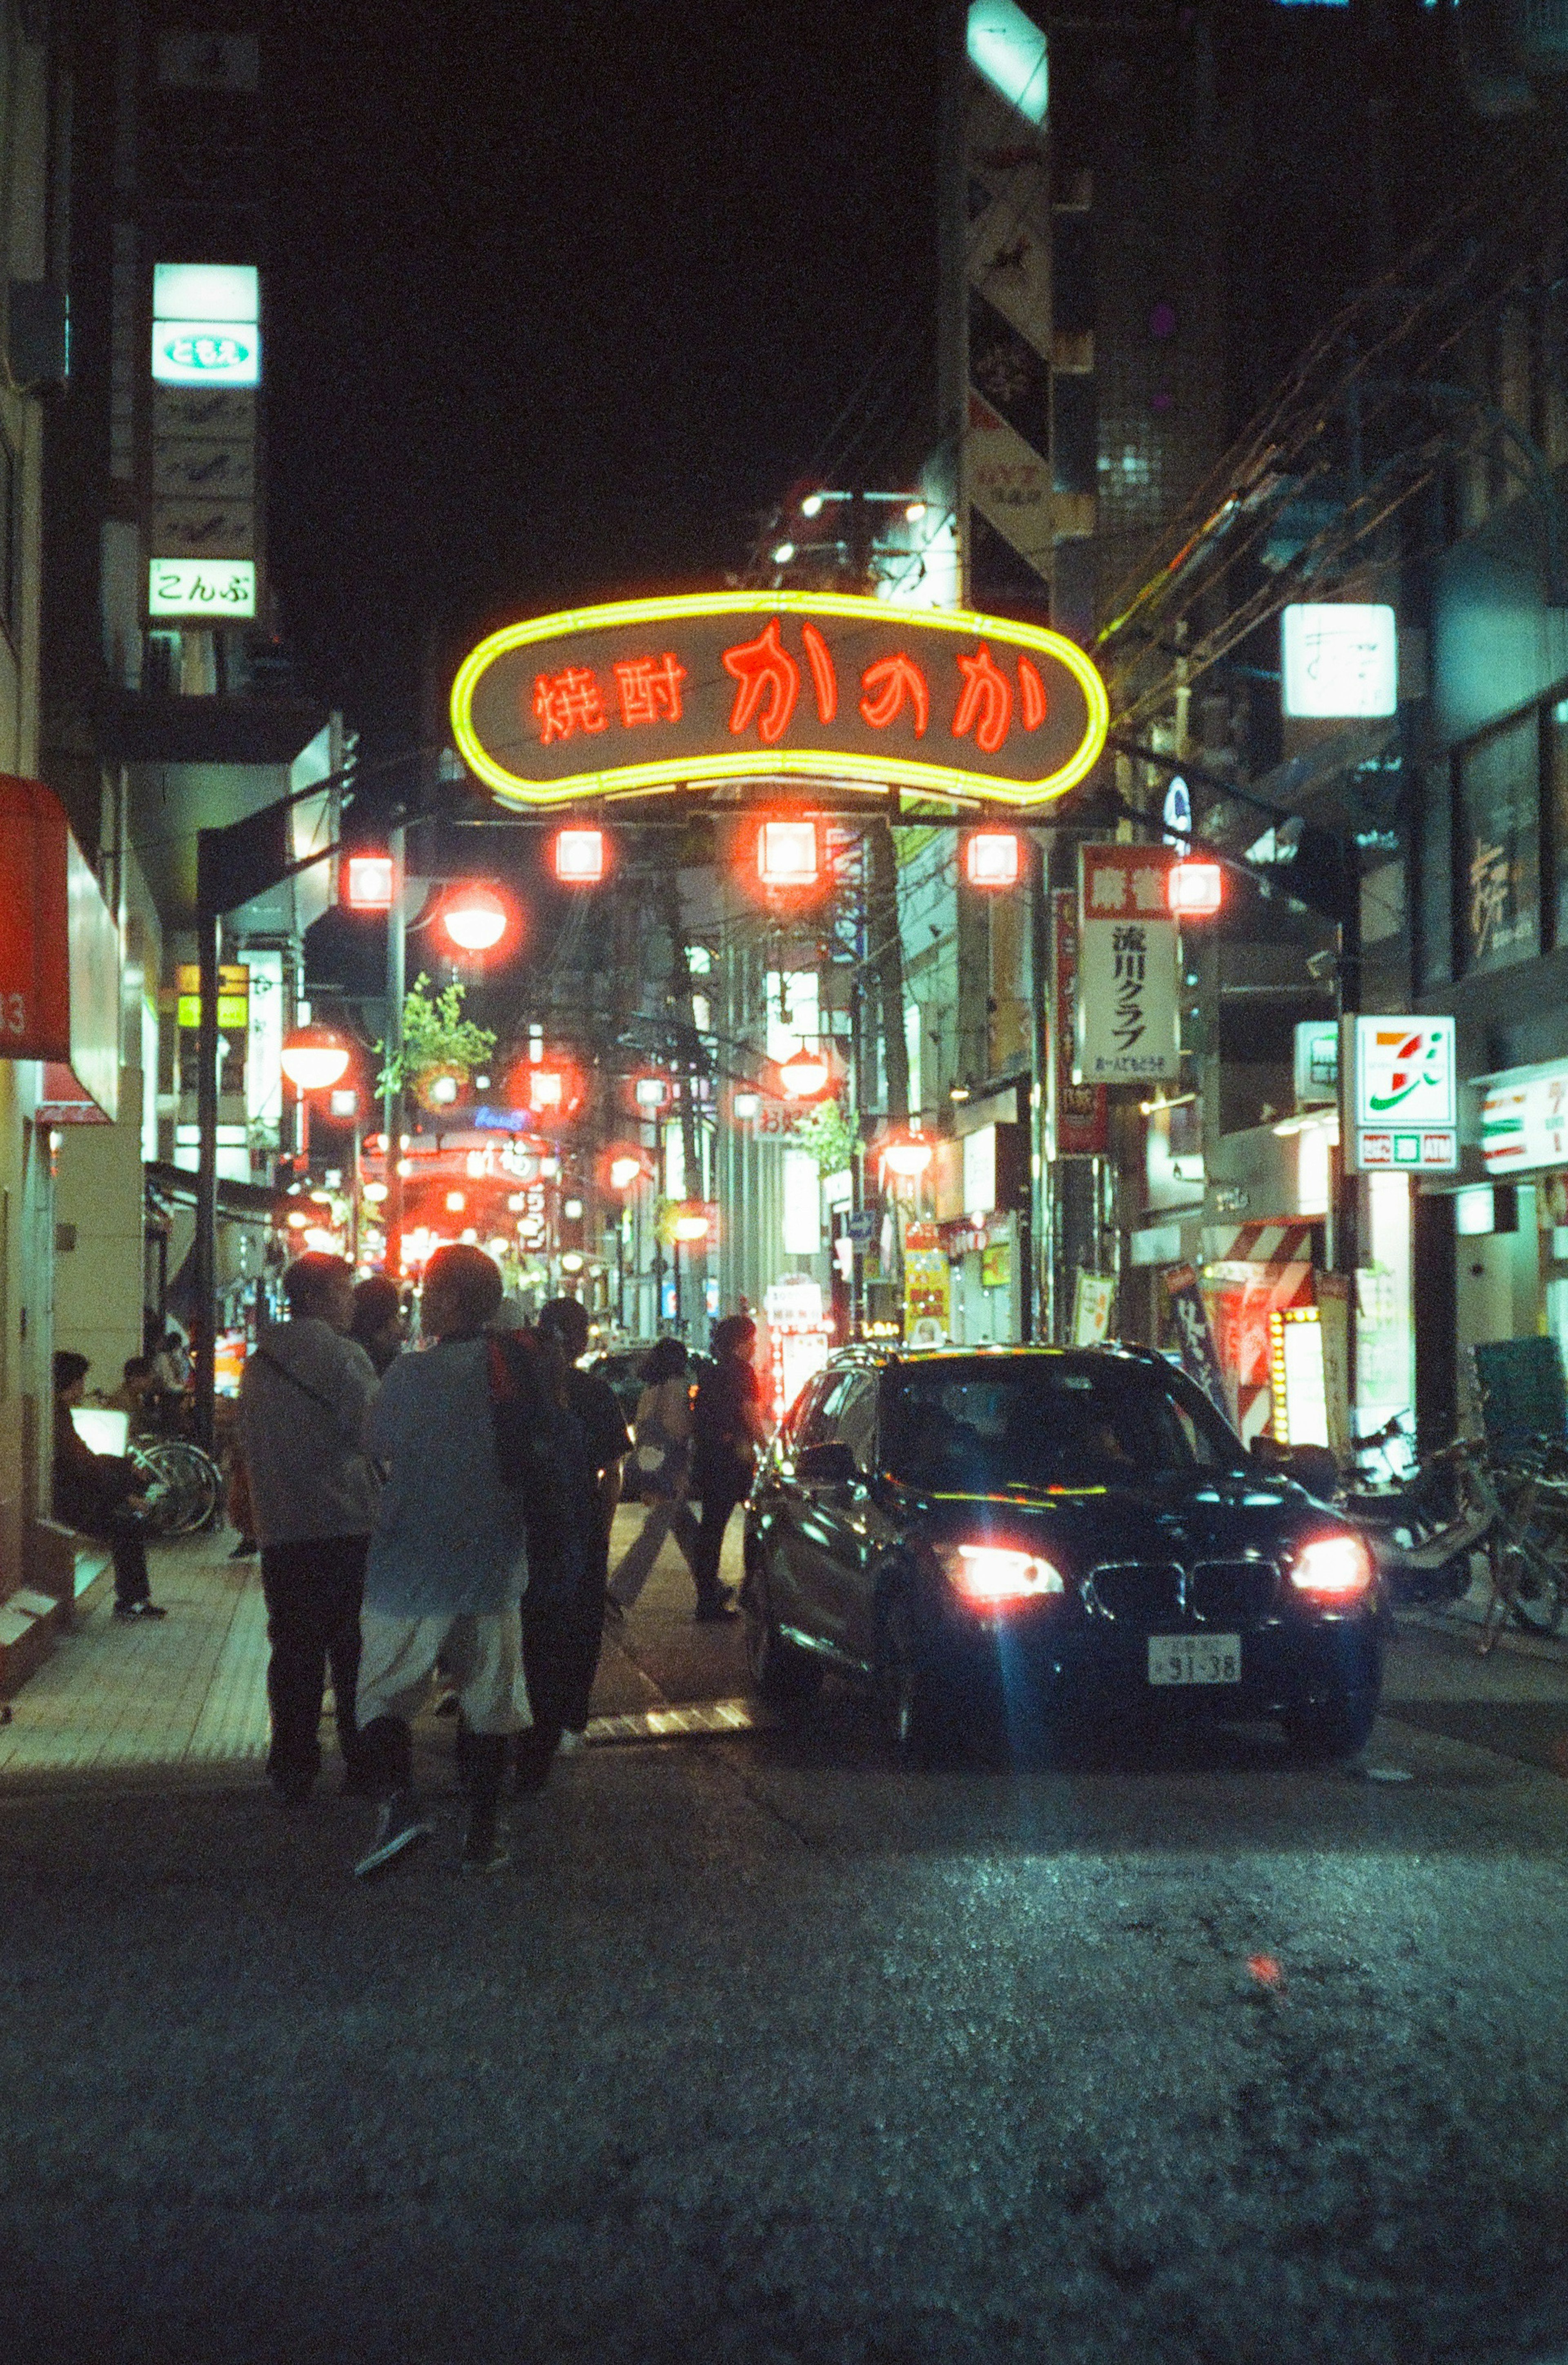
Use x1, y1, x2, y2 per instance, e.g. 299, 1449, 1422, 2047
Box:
136, 1441, 221, 1536
1503, 1518, 1568, 1636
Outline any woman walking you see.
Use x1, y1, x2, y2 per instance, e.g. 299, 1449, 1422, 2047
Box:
606, 1337, 701, 1616
688, 1315, 768, 1623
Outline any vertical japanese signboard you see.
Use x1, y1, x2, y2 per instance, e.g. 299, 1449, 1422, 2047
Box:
1076, 844, 1180, 1086
1162, 1263, 1226, 1413
1048, 889, 1107, 1154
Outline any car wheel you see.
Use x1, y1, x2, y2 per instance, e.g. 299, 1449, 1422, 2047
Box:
741, 1559, 822, 1708
873, 1584, 956, 1768
1283, 1690, 1379, 1764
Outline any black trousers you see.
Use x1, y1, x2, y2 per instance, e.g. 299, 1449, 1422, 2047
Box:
522, 1512, 610, 1743
259, 1534, 369, 1791
103, 1513, 151, 1607
691, 1488, 748, 1606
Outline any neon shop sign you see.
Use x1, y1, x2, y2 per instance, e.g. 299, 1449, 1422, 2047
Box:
450, 591, 1109, 812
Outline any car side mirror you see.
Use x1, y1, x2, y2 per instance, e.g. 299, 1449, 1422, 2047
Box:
797, 1440, 860, 1488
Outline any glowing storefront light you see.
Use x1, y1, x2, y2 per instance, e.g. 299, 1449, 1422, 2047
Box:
966, 0, 1049, 124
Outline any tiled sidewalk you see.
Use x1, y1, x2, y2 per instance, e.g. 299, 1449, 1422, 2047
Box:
0, 1532, 270, 1782
0, 1503, 748, 1785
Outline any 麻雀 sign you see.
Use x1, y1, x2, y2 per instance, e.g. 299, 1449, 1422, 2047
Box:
1076, 844, 1180, 1086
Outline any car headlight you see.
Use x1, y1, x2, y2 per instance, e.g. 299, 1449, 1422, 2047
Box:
1288, 1532, 1374, 1600
933, 1540, 1066, 1608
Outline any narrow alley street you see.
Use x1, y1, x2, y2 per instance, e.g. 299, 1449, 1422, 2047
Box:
5, 1527, 1568, 2365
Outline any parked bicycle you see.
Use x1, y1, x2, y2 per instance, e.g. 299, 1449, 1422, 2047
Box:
127, 1436, 224, 1537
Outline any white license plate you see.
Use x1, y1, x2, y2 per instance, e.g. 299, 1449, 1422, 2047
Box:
1147, 1634, 1241, 1686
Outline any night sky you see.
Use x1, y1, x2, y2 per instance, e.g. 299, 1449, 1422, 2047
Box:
269, 0, 947, 766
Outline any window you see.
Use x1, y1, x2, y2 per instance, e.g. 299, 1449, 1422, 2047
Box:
885, 1357, 1238, 1492
834, 1375, 880, 1475
1457, 711, 1539, 975
1546, 697, 1568, 951
800, 1372, 855, 1449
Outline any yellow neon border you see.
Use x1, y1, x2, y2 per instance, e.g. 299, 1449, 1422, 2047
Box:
450, 590, 1110, 813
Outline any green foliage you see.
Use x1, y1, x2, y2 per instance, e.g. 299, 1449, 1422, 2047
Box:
374, 974, 496, 1096
794, 1096, 855, 1178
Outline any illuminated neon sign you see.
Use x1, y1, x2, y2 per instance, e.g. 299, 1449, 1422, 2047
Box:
450, 591, 1109, 812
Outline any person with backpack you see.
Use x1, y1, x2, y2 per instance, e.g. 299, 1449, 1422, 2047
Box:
352, 1245, 533, 1879
687, 1315, 768, 1622
236, 1253, 381, 1804
605, 1336, 702, 1618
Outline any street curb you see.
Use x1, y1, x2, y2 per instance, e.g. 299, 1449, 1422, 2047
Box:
584, 1697, 773, 1746
1396, 1599, 1568, 1667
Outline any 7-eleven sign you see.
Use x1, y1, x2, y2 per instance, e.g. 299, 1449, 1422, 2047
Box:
1348, 1015, 1457, 1173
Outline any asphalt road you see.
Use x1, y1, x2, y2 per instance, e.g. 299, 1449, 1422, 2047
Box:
6, 1612, 1568, 2365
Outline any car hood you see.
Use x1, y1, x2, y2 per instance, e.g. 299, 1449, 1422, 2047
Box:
886, 1468, 1337, 1571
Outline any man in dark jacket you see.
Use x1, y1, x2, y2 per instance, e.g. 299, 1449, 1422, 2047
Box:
52, 1353, 164, 1619
512, 1298, 632, 1784
688, 1314, 767, 1620
237, 1252, 380, 1805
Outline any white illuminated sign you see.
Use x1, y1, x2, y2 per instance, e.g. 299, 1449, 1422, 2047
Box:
1161, 774, 1191, 847
1281, 603, 1397, 719
148, 558, 256, 618
967, 0, 1049, 123
1481, 1062, 1568, 1176
152, 321, 259, 385
152, 263, 258, 323
1350, 1014, 1457, 1173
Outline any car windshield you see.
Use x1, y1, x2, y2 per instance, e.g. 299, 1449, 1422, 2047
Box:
884, 1355, 1243, 1493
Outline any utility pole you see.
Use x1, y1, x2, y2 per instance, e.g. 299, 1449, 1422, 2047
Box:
659, 862, 706, 1341
381, 823, 406, 1285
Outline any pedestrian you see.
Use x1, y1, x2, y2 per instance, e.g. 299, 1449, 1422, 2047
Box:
51, 1352, 165, 1619
515, 1298, 632, 1779
150, 1328, 190, 1394
107, 1356, 156, 1428
606, 1336, 702, 1617
350, 1272, 404, 1376
352, 1245, 534, 1878
237, 1252, 381, 1806
688, 1314, 768, 1621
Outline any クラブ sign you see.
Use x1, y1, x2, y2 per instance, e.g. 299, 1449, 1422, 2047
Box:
450, 590, 1109, 812
1075, 844, 1180, 1086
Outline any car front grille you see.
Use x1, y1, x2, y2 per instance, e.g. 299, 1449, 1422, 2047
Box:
1086, 1561, 1184, 1621
1188, 1559, 1278, 1622
1084, 1557, 1278, 1625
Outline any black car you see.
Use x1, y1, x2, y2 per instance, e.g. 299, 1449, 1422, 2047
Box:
742, 1343, 1384, 1763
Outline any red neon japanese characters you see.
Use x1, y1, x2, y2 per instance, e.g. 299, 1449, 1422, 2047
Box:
612, 652, 687, 727
534, 666, 607, 744
457, 592, 1111, 812
860, 652, 930, 737
722, 617, 800, 744
801, 621, 837, 722
952, 644, 1013, 755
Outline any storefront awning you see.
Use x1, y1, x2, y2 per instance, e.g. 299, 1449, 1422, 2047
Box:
145, 1158, 280, 1225
0, 776, 121, 1122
